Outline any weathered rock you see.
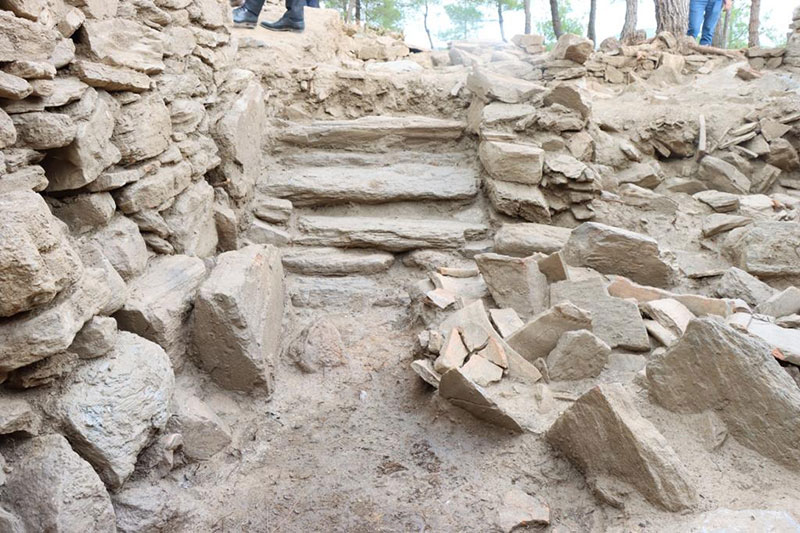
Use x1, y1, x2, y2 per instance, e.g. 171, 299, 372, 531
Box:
0, 165, 47, 194
562, 222, 672, 287
551, 278, 650, 351
767, 138, 800, 171
0, 190, 82, 317
0, 71, 32, 100
475, 253, 548, 317
289, 318, 346, 373
489, 308, 524, 338
89, 214, 148, 280
78, 241, 128, 316
81, 19, 164, 74
433, 328, 469, 374
6, 350, 78, 388
439, 367, 523, 431
486, 178, 551, 223
168, 389, 231, 461
115, 255, 206, 358
547, 329, 610, 381
0, 11, 59, 63
192, 245, 284, 392
253, 196, 292, 224
608, 276, 735, 317
699, 155, 751, 194
113, 161, 192, 214
715, 267, 776, 306
647, 318, 800, 470
54, 331, 174, 488
466, 67, 545, 104
757, 287, 800, 318
640, 298, 694, 337
728, 313, 800, 365
507, 303, 593, 362
162, 180, 218, 257
282, 247, 393, 276
50, 192, 116, 233
547, 384, 697, 511
111, 94, 171, 164
701, 213, 752, 237
296, 215, 486, 252
494, 223, 572, 256
411, 359, 441, 388
693, 189, 739, 212
244, 219, 290, 247
0, 397, 40, 436
551, 33, 594, 64
0, 434, 115, 531
543, 84, 590, 120
211, 81, 264, 200
69, 316, 117, 359
460, 354, 503, 387
479, 140, 544, 185
496, 489, 550, 532
0, 108, 16, 149
10, 112, 76, 150
723, 222, 800, 278
75, 60, 151, 92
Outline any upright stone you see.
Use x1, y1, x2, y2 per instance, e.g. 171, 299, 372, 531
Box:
111, 94, 171, 164
475, 253, 549, 318
507, 303, 593, 362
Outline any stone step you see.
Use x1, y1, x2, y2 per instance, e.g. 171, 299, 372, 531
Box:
288, 275, 409, 308
276, 115, 465, 148
260, 164, 480, 207
294, 215, 488, 252
277, 150, 473, 168
281, 247, 395, 276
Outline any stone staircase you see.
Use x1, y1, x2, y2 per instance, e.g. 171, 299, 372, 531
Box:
251, 115, 491, 309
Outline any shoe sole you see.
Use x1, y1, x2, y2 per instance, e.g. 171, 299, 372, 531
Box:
233, 21, 257, 28
259, 25, 304, 32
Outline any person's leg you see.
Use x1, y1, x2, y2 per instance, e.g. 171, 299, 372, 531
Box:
700, 0, 723, 45
233, 0, 266, 27
687, 0, 707, 39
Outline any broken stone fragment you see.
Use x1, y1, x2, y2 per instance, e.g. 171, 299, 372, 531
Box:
192, 245, 284, 393
699, 155, 751, 194
115, 255, 206, 359
162, 180, 218, 257
411, 359, 441, 388
433, 328, 469, 374
756, 287, 800, 318
111, 94, 172, 164
478, 140, 544, 185
496, 489, 550, 532
693, 189, 740, 212
475, 253, 549, 318
767, 138, 800, 171
466, 67, 545, 104
562, 222, 672, 287
168, 389, 231, 461
486, 178, 551, 223
489, 308, 524, 338
289, 318, 346, 374
550, 33, 594, 64
461, 354, 503, 387
10, 112, 76, 150
728, 313, 800, 365
647, 318, 800, 470
0, 11, 60, 63
53, 331, 175, 489
546, 383, 697, 511
723, 222, 800, 279
640, 299, 695, 337
7, 350, 78, 388
69, 316, 117, 359
715, 267, 776, 307
0, 71, 32, 100
439, 367, 523, 431
81, 19, 165, 74
0, 190, 83, 318
49, 192, 116, 233
0, 397, 40, 436
479, 337, 509, 369
0, 434, 116, 532
607, 276, 734, 317
425, 288, 457, 310
701, 213, 752, 238
88, 214, 149, 281
507, 302, 593, 362
547, 329, 610, 381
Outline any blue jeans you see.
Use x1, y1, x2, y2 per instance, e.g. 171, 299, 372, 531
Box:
688, 0, 723, 46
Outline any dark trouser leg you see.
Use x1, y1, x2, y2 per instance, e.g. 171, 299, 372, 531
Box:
244, 0, 266, 16
306, 0, 320, 7
284, 0, 304, 22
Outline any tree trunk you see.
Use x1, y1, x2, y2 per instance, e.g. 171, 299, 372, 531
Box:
524, 0, 531, 34
654, 0, 688, 36
345, 0, 355, 23
549, 0, 563, 38
749, 0, 761, 47
355, 0, 361, 25
423, 0, 433, 49
497, 1, 506, 42
587, 0, 597, 44
712, 7, 731, 47
620, 0, 638, 41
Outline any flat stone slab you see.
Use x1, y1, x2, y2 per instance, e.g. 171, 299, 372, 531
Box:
261, 164, 479, 206
494, 223, 573, 256
281, 247, 394, 276
289, 276, 409, 308
295, 216, 488, 252
277, 115, 464, 147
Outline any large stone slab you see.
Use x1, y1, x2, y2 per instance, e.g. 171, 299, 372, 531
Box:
111, 94, 171, 164
479, 140, 544, 185
0, 191, 82, 317
262, 164, 479, 206
723, 222, 800, 278
0, 266, 112, 375
296, 216, 487, 252
507, 302, 593, 362
281, 247, 394, 276
74, 60, 151, 92
647, 318, 800, 470
546, 384, 697, 511
714, 267, 776, 306
81, 19, 164, 74
10, 111, 76, 150
475, 253, 548, 318
728, 313, 800, 365
466, 67, 545, 104
494, 223, 572, 256
54, 331, 175, 489
0, 434, 116, 532
115, 255, 206, 357
0, 11, 59, 62
192, 245, 284, 392
486, 178, 551, 223
562, 222, 672, 287
699, 155, 751, 194
547, 329, 611, 381
162, 180, 218, 257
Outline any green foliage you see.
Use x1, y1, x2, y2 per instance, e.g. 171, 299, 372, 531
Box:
535, 0, 584, 47
439, 1, 483, 41
725, 4, 749, 49
322, 0, 404, 31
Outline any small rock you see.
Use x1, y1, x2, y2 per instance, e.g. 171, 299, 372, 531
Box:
168, 389, 231, 461
640, 298, 695, 337
715, 267, 776, 307
475, 253, 549, 318
433, 328, 469, 374
439, 367, 523, 431
289, 318, 346, 373
508, 303, 593, 362
69, 316, 117, 359
461, 354, 503, 387
494, 223, 572, 256
0, 397, 40, 436
547, 329, 610, 381
701, 213, 752, 237
496, 488, 550, 532
411, 359, 441, 388
757, 287, 800, 318
489, 308, 524, 339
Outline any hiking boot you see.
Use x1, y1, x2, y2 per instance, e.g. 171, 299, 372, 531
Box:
232, 5, 259, 28
260, 15, 304, 32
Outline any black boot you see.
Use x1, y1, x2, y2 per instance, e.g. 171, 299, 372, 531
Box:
232, 0, 264, 28
260, 0, 305, 32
